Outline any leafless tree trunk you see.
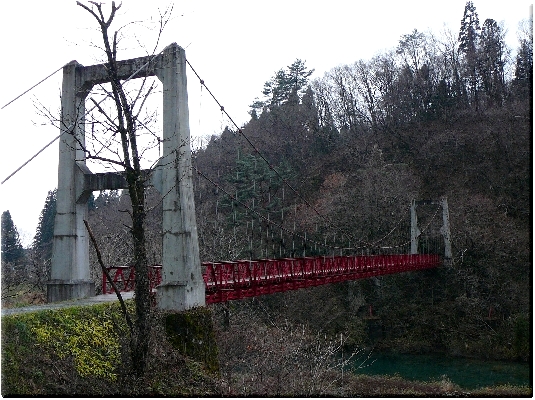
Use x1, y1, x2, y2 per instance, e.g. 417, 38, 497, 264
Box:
77, 0, 159, 376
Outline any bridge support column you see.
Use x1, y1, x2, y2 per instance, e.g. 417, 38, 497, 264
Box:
410, 200, 420, 255
154, 44, 205, 310
47, 44, 204, 309
440, 197, 452, 259
48, 61, 94, 302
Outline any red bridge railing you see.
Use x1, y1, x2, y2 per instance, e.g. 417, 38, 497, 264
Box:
202, 254, 440, 304
102, 265, 162, 295
103, 254, 441, 303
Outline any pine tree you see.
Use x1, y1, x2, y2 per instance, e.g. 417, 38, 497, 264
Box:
250, 59, 314, 114
1, 210, 24, 264
286, 59, 315, 97
32, 189, 57, 262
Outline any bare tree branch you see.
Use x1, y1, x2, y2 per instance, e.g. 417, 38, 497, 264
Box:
84, 219, 133, 335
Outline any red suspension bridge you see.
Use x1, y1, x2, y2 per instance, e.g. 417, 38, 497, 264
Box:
102, 182, 450, 304
103, 253, 441, 303
0, 47, 450, 309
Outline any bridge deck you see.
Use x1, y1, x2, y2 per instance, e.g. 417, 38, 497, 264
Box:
2, 254, 440, 315
1, 292, 135, 317
103, 254, 441, 304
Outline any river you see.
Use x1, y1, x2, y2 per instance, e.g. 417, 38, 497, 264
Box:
351, 351, 531, 389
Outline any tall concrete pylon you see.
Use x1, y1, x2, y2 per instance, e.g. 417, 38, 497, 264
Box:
153, 45, 205, 310
47, 44, 205, 310
410, 197, 452, 259
48, 60, 94, 302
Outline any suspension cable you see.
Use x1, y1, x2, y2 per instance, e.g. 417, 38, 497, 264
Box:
384, 202, 443, 251
194, 166, 358, 253
185, 59, 372, 248
1, 134, 61, 185
1, 64, 66, 110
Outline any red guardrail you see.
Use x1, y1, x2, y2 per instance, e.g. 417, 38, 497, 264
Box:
102, 254, 441, 303
201, 254, 441, 304
102, 265, 162, 294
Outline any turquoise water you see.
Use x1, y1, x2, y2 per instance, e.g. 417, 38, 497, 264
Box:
352, 352, 531, 389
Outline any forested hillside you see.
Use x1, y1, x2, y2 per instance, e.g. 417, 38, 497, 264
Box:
188, 2, 532, 361
2, 1, 531, 386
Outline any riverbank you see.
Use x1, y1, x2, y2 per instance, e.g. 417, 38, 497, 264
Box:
352, 350, 531, 390
2, 299, 531, 396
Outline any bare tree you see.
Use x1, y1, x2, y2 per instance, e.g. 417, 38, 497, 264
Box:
72, 0, 170, 377
214, 301, 368, 396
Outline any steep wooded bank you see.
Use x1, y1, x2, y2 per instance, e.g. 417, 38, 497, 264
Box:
3, 301, 531, 396
184, 4, 532, 360
192, 98, 531, 361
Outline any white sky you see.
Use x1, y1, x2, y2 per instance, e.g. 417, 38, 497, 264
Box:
0, 0, 531, 246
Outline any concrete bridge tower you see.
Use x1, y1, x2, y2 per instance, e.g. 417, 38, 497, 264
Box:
47, 60, 93, 302
47, 44, 205, 311
410, 197, 452, 259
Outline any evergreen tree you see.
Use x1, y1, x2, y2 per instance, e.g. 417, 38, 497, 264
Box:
512, 19, 533, 100
32, 189, 57, 262
286, 59, 315, 97
1, 210, 24, 264
93, 189, 121, 209
458, 2, 480, 55
221, 152, 294, 259
223, 153, 290, 224
458, 1, 481, 108
87, 192, 96, 211
478, 18, 506, 106
250, 59, 314, 114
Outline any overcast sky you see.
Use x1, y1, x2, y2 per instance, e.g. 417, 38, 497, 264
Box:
0, 0, 531, 246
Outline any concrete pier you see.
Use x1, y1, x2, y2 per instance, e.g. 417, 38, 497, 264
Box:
153, 45, 205, 310
48, 61, 94, 302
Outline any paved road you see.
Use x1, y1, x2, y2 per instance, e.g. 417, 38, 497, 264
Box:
1, 292, 134, 316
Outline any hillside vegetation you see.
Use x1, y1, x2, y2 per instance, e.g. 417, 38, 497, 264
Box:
186, 3, 532, 362
2, 302, 531, 396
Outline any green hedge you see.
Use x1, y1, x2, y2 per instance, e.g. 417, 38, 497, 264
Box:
2, 301, 221, 396
2, 302, 131, 395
